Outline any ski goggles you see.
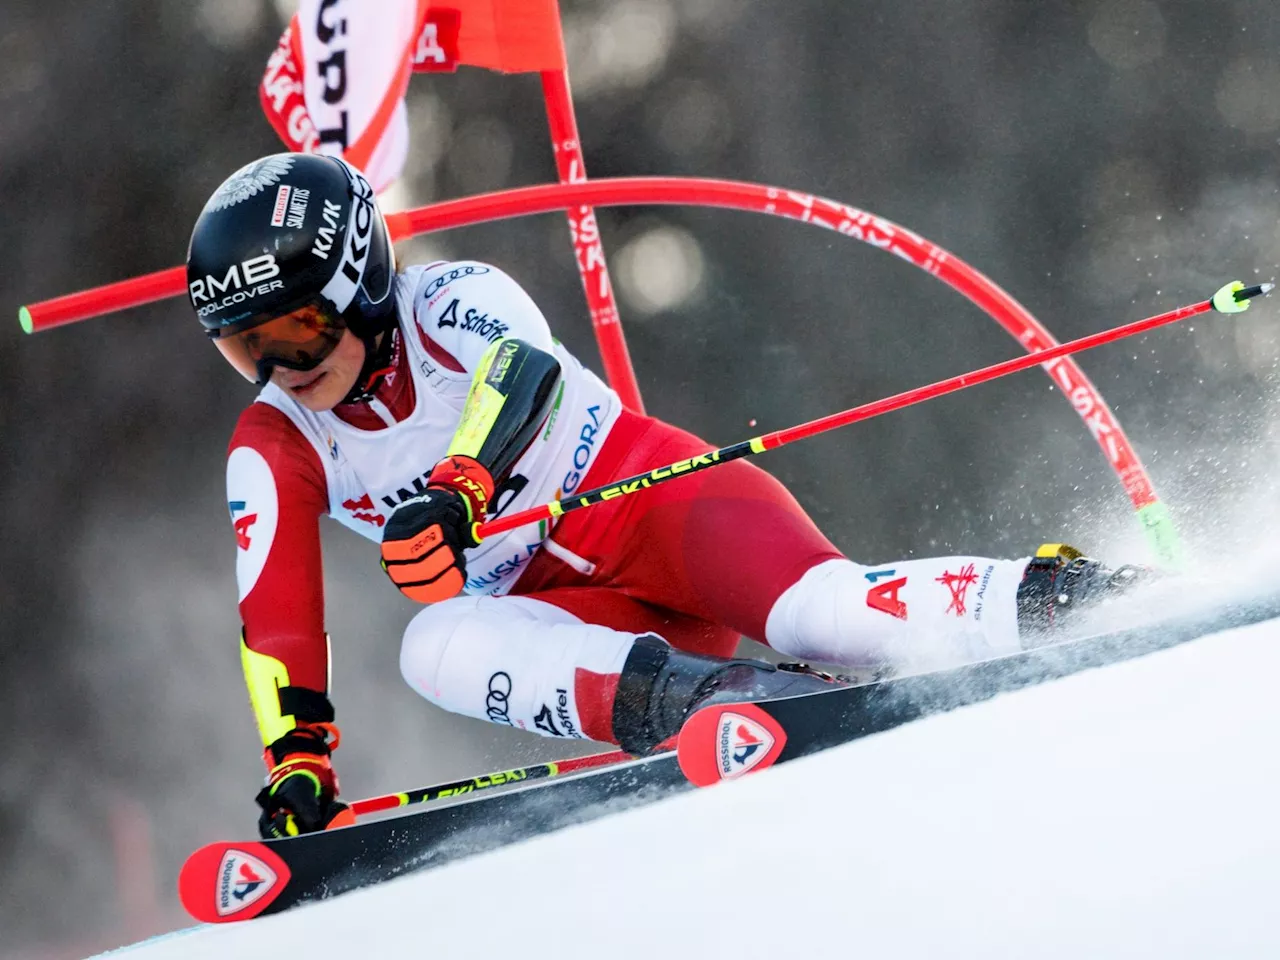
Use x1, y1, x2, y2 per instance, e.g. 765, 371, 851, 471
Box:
210, 299, 348, 385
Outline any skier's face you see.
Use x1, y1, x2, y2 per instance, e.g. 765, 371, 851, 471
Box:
270, 328, 367, 411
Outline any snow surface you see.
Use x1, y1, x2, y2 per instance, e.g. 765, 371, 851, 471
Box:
101, 617, 1280, 960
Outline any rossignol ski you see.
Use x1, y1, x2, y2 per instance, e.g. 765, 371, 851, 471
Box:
179, 589, 1280, 923
677, 590, 1280, 787
178, 750, 684, 923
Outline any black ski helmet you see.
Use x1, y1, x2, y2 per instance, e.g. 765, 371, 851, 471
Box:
186, 152, 396, 382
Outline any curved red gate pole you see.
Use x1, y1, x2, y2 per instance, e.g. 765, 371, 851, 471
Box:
19, 176, 1180, 562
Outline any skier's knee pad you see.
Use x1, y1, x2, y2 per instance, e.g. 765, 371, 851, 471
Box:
399, 595, 485, 701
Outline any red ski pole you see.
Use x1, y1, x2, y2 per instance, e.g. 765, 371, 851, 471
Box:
349, 747, 638, 817
477, 281, 1271, 541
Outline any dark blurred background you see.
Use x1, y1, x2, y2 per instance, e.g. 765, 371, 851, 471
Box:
4, 0, 1280, 954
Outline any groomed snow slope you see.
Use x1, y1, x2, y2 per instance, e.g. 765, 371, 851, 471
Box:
104, 618, 1280, 960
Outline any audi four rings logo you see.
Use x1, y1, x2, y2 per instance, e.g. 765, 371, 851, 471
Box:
424, 264, 490, 298
486, 671, 513, 726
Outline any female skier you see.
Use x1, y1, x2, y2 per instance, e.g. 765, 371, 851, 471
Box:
188, 153, 1138, 838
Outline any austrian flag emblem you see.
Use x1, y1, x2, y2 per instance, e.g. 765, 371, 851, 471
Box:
270, 184, 291, 227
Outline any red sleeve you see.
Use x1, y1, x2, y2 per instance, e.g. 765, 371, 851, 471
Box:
227, 402, 330, 692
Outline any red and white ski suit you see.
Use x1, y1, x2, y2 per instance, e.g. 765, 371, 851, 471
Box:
229, 260, 1028, 745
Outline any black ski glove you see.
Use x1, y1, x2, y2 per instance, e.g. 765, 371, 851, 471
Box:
256, 724, 354, 839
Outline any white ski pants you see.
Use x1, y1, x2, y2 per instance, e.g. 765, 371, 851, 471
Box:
399, 556, 1028, 743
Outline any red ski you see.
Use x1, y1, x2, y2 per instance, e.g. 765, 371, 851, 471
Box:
677, 591, 1280, 787
177, 749, 678, 922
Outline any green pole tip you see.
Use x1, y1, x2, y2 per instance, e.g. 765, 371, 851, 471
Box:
1212, 281, 1249, 314
1212, 280, 1272, 313
17, 306, 33, 334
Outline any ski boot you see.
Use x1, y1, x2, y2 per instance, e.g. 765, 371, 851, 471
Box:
611, 634, 844, 755
1016, 543, 1151, 646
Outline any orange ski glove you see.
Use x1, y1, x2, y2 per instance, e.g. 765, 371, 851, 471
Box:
380, 456, 495, 603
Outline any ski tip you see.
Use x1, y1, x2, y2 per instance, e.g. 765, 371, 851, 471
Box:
677, 702, 788, 788
1213, 280, 1271, 314
178, 840, 292, 923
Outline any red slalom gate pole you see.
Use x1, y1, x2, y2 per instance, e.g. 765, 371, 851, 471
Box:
17, 265, 186, 334
541, 68, 645, 414
476, 282, 1271, 542
349, 747, 637, 817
